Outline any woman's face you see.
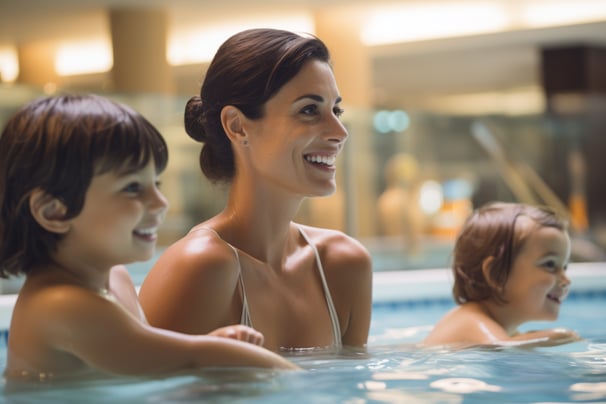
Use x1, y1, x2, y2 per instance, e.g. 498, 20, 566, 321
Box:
242, 59, 349, 197
502, 217, 572, 325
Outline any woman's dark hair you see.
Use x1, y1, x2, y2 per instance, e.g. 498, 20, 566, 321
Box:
0, 93, 168, 277
452, 202, 568, 304
184, 28, 331, 183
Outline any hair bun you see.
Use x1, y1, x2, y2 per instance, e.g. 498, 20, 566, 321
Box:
184, 96, 208, 142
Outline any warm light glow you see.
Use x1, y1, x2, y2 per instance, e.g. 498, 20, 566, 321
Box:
0, 47, 19, 82
361, 2, 509, 45
419, 180, 444, 215
521, 0, 606, 27
361, 0, 606, 46
55, 40, 112, 76
168, 15, 314, 65
412, 87, 545, 116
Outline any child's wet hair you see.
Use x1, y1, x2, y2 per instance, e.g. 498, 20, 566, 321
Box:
452, 202, 568, 304
0, 94, 168, 277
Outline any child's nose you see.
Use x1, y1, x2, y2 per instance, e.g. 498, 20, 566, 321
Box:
559, 272, 571, 288
149, 188, 169, 214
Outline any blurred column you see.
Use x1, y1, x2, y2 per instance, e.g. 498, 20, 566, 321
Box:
540, 45, 606, 232
109, 8, 174, 94
16, 41, 60, 89
541, 45, 606, 113
110, 8, 185, 246
313, 8, 376, 238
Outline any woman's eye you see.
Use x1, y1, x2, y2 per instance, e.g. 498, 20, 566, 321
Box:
300, 104, 319, 116
333, 106, 344, 117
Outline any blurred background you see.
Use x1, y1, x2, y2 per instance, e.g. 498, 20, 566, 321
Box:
1, 0, 606, 273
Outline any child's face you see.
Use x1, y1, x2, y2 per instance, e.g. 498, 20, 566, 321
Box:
502, 218, 571, 324
63, 159, 168, 269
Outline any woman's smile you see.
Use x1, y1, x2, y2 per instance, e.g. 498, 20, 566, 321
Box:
304, 153, 337, 170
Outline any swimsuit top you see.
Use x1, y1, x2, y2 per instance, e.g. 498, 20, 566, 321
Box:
197, 225, 342, 349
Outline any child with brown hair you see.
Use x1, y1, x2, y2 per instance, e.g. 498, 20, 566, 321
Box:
423, 202, 581, 348
0, 94, 297, 383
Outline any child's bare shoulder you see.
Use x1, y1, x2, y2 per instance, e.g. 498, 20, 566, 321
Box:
424, 304, 500, 346
13, 281, 110, 336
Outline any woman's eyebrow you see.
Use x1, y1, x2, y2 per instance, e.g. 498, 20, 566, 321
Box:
294, 94, 343, 104
294, 94, 323, 103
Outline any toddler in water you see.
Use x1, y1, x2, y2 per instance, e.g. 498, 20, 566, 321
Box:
0, 94, 297, 383
423, 202, 581, 348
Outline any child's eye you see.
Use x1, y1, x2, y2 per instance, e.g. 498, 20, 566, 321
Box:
540, 259, 558, 272
122, 182, 141, 194
333, 106, 344, 117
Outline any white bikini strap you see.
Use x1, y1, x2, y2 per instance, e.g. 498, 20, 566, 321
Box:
297, 225, 343, 348
195, 227, 252, 327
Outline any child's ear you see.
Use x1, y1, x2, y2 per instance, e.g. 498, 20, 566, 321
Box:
29, 188, 70, 234
481, 256, 501, 291
220, 105, 248, 145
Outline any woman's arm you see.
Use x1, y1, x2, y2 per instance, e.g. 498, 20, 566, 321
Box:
321, 230, 373, 348
139, 234, 242, 335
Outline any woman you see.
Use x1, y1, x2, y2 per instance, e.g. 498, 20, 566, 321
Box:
139, 28, 372, 352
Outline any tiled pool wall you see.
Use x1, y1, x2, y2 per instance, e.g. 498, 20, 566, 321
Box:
0, 262, 604, 332
372, 262, 606, 302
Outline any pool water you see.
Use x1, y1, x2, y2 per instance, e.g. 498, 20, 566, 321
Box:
1, 293, 605, 403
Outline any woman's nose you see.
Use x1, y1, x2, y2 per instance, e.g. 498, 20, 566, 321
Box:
327, 116, 349, 144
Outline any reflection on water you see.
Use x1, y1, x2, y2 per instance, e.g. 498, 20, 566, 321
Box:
4, 342, 604, 403
2, 297, 604, 403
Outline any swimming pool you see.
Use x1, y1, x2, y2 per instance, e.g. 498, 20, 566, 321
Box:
1, 263, 605, 403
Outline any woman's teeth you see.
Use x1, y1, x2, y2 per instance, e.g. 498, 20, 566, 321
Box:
305, 154, 336, 166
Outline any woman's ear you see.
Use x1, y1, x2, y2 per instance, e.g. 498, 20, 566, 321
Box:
29, 188, 70, 234
220, 105, 248, 146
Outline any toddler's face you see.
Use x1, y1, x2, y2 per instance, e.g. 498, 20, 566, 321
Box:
503, 218, 571, 324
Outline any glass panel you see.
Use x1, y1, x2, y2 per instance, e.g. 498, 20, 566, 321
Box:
1, 84, 604, 292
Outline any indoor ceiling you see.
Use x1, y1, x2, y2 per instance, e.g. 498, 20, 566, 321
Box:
1, 1, 606, 113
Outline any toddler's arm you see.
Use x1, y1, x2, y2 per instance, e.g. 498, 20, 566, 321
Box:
507, 327, 582, 348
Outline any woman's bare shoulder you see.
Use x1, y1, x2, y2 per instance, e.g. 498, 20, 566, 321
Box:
296, 224, 370, 261
152, 227, 241, 279
139, 227, 244, 332
140, 227, 242, 306
296, 223, 372, 280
